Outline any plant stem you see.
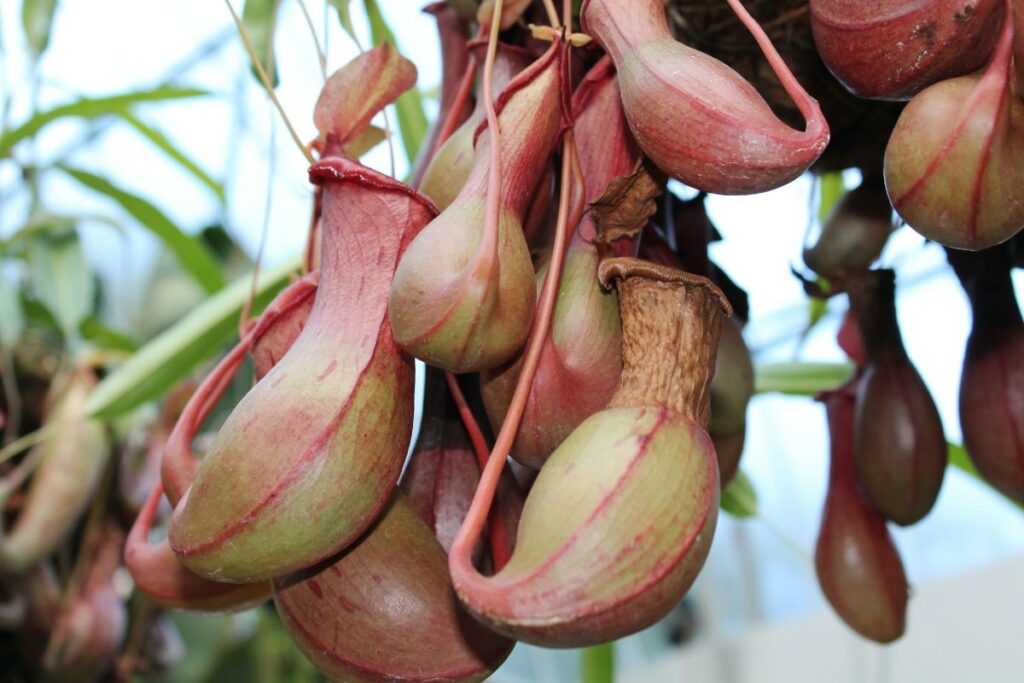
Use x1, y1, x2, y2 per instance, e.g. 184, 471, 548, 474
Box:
444, 373, 492, 471
541, 0, 561, 28
295, 0, 327, 81
723, 0, 825, 134
581, 642, 614, 683
478, 0, 505, 266
449, 121, 580, 588
444, 370, 512, 569
224, 0, 314, 165
0, 421, 57, 466
431, 55, 478, 155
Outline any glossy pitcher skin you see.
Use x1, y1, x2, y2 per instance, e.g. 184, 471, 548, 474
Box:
810, 0, 1004, 100
949, 245, 1024, 504
130, 273, 320, 611
389, 40, 567, 373
452, 258, 728, 647
273, 494, 513, 683
884, 1, 1024, 251
480, 57, 627, 469
815, 383, 909, 643
581, 0, 829, 194
167, 147, 436, 583
847, 270, 946, 526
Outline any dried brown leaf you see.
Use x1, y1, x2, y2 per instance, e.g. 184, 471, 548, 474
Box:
590, 159, 665, 258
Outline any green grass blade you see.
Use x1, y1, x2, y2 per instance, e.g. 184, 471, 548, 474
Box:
85, 256, 299, 419
22, 0, 59, 58
79, 316, 140, 353
116, 112, 225, 202
0, 86, 208, 157
24, 230, 95, 345
242, 0, 283, 87
721, 470, 758, 518
948, 443, 1024, 512
327, 0, 360, 47
59, 166, 226, 294
0, 212, 124, 254
580, 642, 614, 683
754, 362, 853, 396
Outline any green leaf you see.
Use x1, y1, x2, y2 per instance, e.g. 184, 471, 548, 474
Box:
754, 362, 853, 396
1, 212, 124, 255
115, 111, 225, 202
0, 274, 25, 349
2, 213, 80, 255
363, 0, 428, 163
391, 87, 429, 164
0, 86, 207, 158
817, 172, 844, 224
947, 442, 978, 476
721, 470, 758, 518
19, 293, 61, 334
807, 288, 829, 328
948, 442, 1024, 512
78, 316, 139, 352
328, 0, 360, 47
84, 256, 299, 419
22, 0, 59, 58
164, 612, 254, 683
251, 610, 323, 683
242, 0, 283, 87
59, 166, 226, 294
25, 230, 94, 344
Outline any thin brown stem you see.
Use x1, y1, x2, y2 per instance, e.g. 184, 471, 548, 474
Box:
431, 59, 478, 155
450, 128, 579, 582
241, 114, 277, 336
116, 600, 158, 681
295, 0, 327, 81
0, 421, 57, 467
444, 371, 510, 569
541, 0, 561, 29
478, 2, 505, 263
224, 0, 315, 165
723, 0, 825, 133
444, 372, 491, 470
457, 1, 506, 358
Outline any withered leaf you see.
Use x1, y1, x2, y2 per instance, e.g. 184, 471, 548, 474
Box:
589, 158, 665, 259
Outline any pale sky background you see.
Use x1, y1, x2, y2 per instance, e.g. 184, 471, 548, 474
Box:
2, 1, 1022, 679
